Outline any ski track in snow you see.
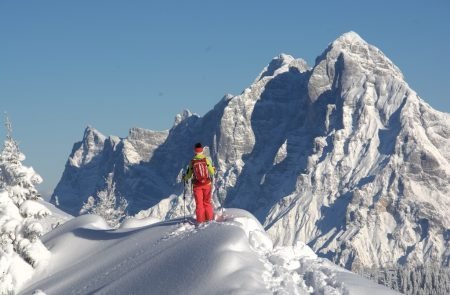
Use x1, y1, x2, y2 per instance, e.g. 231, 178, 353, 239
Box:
71, 222, 199, 295
21, 210, 399, 295
80, 221, 366, 295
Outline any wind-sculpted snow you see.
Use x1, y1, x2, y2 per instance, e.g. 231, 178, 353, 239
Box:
19, 209, 398, 295
52, 31, 450, 275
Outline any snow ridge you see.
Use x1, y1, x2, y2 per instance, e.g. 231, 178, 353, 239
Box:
20, 209, 398, 295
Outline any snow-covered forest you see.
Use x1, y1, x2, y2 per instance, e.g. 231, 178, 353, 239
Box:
359, 264, 450, 294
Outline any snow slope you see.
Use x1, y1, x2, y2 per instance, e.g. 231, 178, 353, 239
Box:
0, 192, 71, 292
19, 209, 397, 295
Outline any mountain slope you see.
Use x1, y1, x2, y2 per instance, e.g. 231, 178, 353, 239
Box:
51, 32, 450, 271
261, 32, 450, 270
51, 126, 169, 215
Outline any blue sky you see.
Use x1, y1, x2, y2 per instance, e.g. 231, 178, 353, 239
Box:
1, 0, 449, 196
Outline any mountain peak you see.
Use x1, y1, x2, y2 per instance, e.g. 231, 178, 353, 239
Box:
256, 53, 309, 82
275, 53, 296, 64
174, 109, 196, 126
83, 126, 106, 143
334, 31, 365, 45
309, 31, 405, 102
321, 31, 403, 78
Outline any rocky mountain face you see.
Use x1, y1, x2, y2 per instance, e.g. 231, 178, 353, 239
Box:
51, 32, 450, 271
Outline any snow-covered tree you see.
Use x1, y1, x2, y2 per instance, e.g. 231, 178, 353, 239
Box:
80, 173, 128, 228
0, 116, 42, 205
0, 116, 50, 293
359, 264, 450, 295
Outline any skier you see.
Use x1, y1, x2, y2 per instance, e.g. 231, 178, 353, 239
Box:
183, 142, 216, 223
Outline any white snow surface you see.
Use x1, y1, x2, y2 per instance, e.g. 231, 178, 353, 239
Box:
35, 200, 73, 234
0, 191, 71, 292
19, 209, 397, 295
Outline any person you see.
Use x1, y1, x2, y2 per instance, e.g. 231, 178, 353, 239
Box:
183, 142, 216, 223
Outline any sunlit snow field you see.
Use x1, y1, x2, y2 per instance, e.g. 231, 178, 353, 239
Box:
20, 208, 397, 295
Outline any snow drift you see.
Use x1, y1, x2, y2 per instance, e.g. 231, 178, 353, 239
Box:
20, 209, 397, 295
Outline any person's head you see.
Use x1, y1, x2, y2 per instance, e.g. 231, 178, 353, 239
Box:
194, 142, 203, 154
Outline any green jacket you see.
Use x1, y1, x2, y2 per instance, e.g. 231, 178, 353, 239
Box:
183, 153, 215, 183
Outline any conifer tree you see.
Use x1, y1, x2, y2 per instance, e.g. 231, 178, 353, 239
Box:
80, 172, 128, 228
0, 115, 50, 293
0, 115, 42, 205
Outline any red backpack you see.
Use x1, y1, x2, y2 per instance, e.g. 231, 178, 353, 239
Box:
191, 158, 210, 184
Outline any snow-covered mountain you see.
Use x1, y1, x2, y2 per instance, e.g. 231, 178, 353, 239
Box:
51, 32, 450, 272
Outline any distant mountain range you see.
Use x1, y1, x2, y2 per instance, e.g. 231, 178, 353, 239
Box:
51, 32, 450, 271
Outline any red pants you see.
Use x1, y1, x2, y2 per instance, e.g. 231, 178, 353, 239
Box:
193, 183, 213, 223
